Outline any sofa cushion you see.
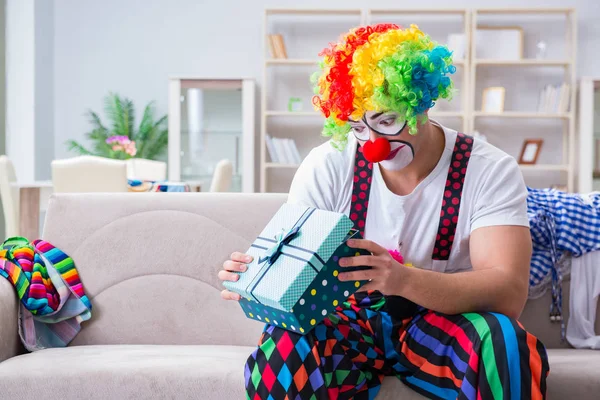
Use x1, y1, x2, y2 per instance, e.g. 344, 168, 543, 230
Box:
545, 349, 600, 399
0, 345, 256, 400
0, 344, 424, 400
1, 345, 594, 399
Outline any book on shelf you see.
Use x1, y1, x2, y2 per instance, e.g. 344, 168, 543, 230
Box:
537, 83, 570, 113
267, 34, 287, 59
558, 84, 571, 114
273, 138, 289, 164
265, 134, 279, 163
281, 139, 296, 165
267, 36, 278, 60
265, 135, 301, 165
288, 140, 303, 164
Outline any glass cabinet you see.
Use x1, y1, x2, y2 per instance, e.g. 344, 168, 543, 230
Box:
168, 78, 255, 192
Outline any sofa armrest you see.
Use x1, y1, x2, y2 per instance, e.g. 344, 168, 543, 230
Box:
0, 278, 21, 362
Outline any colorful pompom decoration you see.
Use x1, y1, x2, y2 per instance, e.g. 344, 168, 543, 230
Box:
312, 23, 456, 149
388, 249, 404, 265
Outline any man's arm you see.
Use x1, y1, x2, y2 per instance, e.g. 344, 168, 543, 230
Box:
396, 225, 531, 319
340, 155, 532, 319
394, 154, 532, 319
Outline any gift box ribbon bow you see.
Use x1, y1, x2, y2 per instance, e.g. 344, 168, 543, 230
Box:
247, 207, 322, 306
259, 226, 301, 265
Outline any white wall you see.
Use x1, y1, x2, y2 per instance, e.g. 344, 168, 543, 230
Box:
50, 0, 600, 165
0, 0, 6, 240
35, 0, 54, 180
6, 0, 35, 182
0, 0, 4, 159
5, 0, 55, 182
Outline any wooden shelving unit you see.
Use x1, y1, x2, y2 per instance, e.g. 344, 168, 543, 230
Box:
261, 7, 577, 192
367, 8, 470, 134
473, 111, 571, 119
519, 164, 570, 171
261, 8, 364, 192
473, 59, 572, 66
577, 77, 600, 192
430, 111, 466, 118
265, 163, 301, 169
470, 8, 576, 191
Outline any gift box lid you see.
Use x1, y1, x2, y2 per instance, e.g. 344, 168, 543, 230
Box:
224, 203, 353, 311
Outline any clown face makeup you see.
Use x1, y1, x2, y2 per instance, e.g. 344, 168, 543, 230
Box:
379, 140, 415, 171
348, 111, 406, 141
349, 111, 415, 171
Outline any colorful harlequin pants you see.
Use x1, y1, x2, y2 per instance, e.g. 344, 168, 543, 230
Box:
245, 291, 549, 400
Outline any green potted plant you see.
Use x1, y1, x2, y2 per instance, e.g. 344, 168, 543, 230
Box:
66, 92, 168, 160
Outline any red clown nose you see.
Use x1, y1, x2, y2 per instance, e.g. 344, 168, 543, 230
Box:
362, 138, 391, 163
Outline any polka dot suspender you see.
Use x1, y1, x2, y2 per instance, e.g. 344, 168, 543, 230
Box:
432, 133, 474, 260
351, 145, 373, 238
350, 133, 474, 261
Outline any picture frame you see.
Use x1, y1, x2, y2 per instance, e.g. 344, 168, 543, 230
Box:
288, 97, 303, 112
476, 26, 524, 60
481, 87, 506, 113
519, 139, 544, 165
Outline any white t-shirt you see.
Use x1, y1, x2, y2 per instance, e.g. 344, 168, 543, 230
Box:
288, 121, 529, 273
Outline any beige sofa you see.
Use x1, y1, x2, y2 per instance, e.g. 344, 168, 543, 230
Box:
0, 193, 599, 400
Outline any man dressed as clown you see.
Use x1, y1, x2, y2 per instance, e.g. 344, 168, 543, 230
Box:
219, 24, 548, 400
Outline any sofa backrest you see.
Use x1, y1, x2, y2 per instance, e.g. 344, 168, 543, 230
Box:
42, 193, 581, 349
42, 193, 287, 347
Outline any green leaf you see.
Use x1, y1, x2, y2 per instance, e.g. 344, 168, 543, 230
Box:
66, 140, 93, 155
68, 91, 169, 161
104, 92, 127, 136
142, 129, 168, 160
87, 110, 109, 132
137, 113, 167, 159
88, 128, 111, 142
135, 103, 155, 155
92, 141, 112, 157
123, 98, 135, 139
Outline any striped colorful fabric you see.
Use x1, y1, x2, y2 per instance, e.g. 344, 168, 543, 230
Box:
245, 291, 549, 400
0, 237, 92, 351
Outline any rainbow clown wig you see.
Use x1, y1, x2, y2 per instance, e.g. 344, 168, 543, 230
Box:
312, 23, 456, 150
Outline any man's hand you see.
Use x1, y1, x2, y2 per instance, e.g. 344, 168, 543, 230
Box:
218, 252, 253, 301
337, 239, 407, 295
335, 225, 531, 319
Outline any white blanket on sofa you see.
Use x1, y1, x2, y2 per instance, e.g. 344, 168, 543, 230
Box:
567, 250, 600, 349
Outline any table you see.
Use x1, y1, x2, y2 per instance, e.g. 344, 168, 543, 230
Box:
10, 180, 199, 241
10, 181, 53, 242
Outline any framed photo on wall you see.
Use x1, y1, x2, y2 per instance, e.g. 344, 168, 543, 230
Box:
481, 87, 506, 113
519, 139, 544, 165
